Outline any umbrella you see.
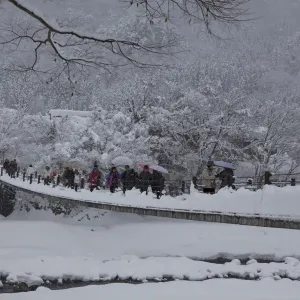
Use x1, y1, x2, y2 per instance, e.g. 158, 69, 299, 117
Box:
214, 161, 235, 170
138, 163, 169, 174
112, 156, 133, 166
150, 164, 169, 174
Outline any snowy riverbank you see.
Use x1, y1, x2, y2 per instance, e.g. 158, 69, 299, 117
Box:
3, 255, 300, 289
1, 174, 300, 218
1, 207, 300, 290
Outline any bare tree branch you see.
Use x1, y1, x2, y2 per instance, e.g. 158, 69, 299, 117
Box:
0, 0, 250, 80
128, 0, 251, 32
0, 0, 180, 79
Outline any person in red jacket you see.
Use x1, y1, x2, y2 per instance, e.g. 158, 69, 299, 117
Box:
89, 167, 102, 192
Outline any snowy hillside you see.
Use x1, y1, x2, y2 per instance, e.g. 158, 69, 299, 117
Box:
1, 0, 300, 175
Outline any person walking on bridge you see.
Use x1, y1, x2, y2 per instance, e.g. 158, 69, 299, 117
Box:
26, 164, 35, 180
89, 167, 102, 192
74, 169, 81, 192
9, 159, 18, 178
138, 165, 152, 195
62, 167, 71, 187
151, 170, 165, 199
43, 166, 52, 185
106, 167, 120, 193
121, 165, 137, 195
201, 161, 217, 194
218, 168, 235, 190
3, 159, 9, 173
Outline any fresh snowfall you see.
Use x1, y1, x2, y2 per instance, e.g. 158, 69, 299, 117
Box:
1, 0, 300, 299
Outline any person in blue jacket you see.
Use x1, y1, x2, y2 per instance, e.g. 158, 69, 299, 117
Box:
106, 166, 120, 193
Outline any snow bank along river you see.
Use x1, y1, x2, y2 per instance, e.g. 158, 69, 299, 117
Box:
1, 205, 300, 294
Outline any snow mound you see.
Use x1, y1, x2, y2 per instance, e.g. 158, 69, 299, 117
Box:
2, 256, 300, 287
6, 273, 43, 287
36, 286, 51, 292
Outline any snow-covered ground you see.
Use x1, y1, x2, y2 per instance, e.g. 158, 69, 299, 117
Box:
1, 207, 300, 287
1, 174, 300, 218
2, 280, 300, 300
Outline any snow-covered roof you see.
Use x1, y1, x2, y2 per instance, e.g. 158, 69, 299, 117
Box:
49, 109, 93, 119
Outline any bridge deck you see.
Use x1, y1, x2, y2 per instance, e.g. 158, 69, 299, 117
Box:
1, 176, 300, 230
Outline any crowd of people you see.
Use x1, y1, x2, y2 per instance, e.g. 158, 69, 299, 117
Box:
88, 164, 165, 198
3, 159, 18, 178
2, 158, 236, 197
14, 162, 166, 199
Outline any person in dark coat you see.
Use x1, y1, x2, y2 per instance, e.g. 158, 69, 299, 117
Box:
151, 170, 165, 199
3, 159, 9, 173
43, 166, 52, 185
9, 159, 18, 178
68, 168, 75, 188
6, 161, 12, 176
264, 171, 272, 185
106, 166, 120, 193
218, 168, 235, 189
121, 165, 137, 195
138, 165, 152, 195
62, 167, 71, 187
